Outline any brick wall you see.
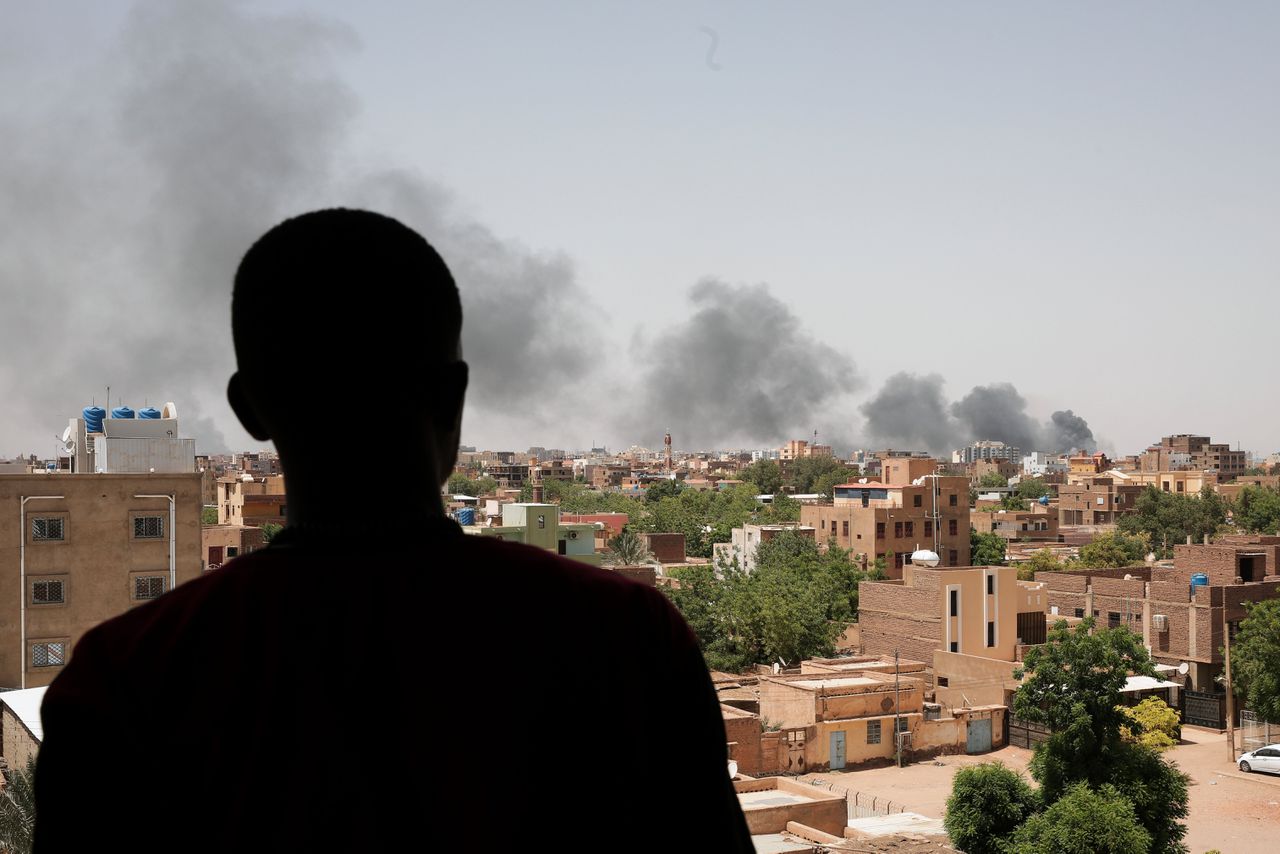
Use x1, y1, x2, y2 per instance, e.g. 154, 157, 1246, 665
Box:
1175, 545, 1240, 586
859, 582, 941, 664
642, 532, 686, 563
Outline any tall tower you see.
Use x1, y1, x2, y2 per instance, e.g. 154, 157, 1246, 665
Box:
664, 431, 673, 473
529, 456, 543, 503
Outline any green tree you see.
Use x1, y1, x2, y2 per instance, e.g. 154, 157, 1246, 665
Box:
446, 472, 480, 495
1232, 485, 1280, 535
943, 762, 1040, 854
605, 527, 654, 566
1076, 531, 1148, 569
739, 459, 783, 494
997, 494, 1030, 511
200, 506, 218, 526
811, 467, 851, 500
260, 522, 283, 543
971, 529, 1007, 566
1118, 486, 1227, 558
1016, 477, 1051, 500
1119, 697, 1181, 751
763, 493, 801, 523
643, 478, 684, 504
1018, 548, 1063, 581
0, 757, 36, 854
978, 471, 1009, 489
786, 456, 850, 494
1231, 595, 1280, 724
1014, 619, 1189, 852
1009, 783, 1151, 854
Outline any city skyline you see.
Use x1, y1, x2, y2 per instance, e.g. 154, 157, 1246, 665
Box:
3, 1, 1278, 457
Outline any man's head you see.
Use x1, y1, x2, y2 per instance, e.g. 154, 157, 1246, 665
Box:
229, 209, 467, 483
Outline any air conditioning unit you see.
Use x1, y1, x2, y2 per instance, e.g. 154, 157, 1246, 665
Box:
1153, 614, 1169, 632
567, 531, 578, 540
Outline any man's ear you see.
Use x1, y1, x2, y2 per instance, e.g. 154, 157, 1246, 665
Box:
227, 373, 271, 441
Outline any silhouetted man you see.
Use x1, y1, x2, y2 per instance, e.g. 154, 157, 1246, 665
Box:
33, 209, 752, 852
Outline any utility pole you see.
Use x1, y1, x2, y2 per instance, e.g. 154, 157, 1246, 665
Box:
1224, 609, 1236, 762
894, 648, 902, 768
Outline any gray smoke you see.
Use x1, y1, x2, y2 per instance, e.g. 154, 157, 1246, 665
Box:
0, 0, 594, 456
859, 373, 957, 454
1046, 409, 1096, 453
950, 384, 1042, 453
861, 377, 1097, 456
628, 279, 860, 450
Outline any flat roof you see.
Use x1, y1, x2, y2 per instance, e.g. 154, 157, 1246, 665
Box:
0, 686, 47, 743
789, 676, 881, 690
738, 790, 814, 808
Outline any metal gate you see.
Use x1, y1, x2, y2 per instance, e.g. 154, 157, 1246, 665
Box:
1241, 709, 1276, 753
967, 718, 992, 753
1184, 690, 1225, 730
1008, 716, 1050, 750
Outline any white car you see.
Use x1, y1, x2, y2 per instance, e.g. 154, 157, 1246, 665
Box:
1238, 744, 1280, 775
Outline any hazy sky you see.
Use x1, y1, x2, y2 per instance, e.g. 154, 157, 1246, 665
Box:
3, 1, 1278, 458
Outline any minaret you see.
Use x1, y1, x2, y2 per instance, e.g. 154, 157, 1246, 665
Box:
529, 456, 543, 503
664, 431, 673, 473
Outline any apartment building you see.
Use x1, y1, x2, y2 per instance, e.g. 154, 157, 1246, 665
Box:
955, 441, 1021, 464
859, 564, 1048, 708
0, 472, 203, 688
1139, 435, 1246, 480
972, 509, 1059, 542
215, 474, 287, 527
465, 503, 601, 566
800, 469, 970, 574
1057, 476, 1143, 526
1106, 469, 1218, 494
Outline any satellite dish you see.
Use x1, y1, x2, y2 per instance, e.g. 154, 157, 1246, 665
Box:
1177, 662, 1190, 676
60, 425, 75, 455
728, 760, 738, 778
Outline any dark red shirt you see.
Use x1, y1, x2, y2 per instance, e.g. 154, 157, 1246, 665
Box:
34, 522, 752, 852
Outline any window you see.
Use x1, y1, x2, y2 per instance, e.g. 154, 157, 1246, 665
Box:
1108, 612, 1121, 629
896, 718, 909, 734
134, 515, 164, 539
987, 621, 995, 647
894, 521, 903, 538
949, 549, 958, 564
948, 519, 958, 536
537, 514, 545, 529
134, 576, 167, 600
831, 520, 837, 534
913, 494, 922, 507
32, 580, 65, 604
1074, 608, 1084, 618
226, 547, 238, 558
875, 522, 885, 539
986, 574, 994, 595
936, 676, 949, 687
1177, 481, 1185, 493
949, 589, 959, 617
949, 641, 958, 653
842, 521, 848, 537
924, 520, 933, 537
896, 552, 905, 569
949, 494, 958, 507
32, 517, 64, 541
866, 720, 881, 744
32, 642, 66, 668
904, 521, 914, 537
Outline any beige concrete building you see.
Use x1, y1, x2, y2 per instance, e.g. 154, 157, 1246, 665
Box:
801, 474, 970, 575
201, 524, 266, 570
0, 472, 203, 688
215, 474, 286, 527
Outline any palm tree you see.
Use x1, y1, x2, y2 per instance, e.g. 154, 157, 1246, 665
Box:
0, 757, 37, 854
605, 528, 654, 566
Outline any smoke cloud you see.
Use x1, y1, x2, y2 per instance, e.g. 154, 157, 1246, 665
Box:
0, 0, 594, 455
861, 375, 1097, 456
627, 279, 860, 450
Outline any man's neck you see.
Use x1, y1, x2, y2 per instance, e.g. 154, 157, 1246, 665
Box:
275, 448, 447, 530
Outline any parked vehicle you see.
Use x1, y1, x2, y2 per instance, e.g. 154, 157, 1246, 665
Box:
1237, 744, 1280, 774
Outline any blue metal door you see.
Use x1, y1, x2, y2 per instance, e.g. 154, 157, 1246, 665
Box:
830, 731, 847, 770
967, 718, 992, 754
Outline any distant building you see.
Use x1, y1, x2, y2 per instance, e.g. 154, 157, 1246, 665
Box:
800, 470, 970, 575
1058, 476, 1143, 526
1139, 435, 1246, 481
779, 439, 833, 461
954, 441, 1021, 464
1022, 452, 1068, 477
215, 475, 286, 527
714, 524, 817, 573
465, 503, 601, 566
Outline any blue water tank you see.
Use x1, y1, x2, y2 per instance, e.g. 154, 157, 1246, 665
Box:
138, 407, 162, 419
456, 507, 476, 526
1038, 495, 1050, 505
111, 406, 135, 419
1191, 573, 1209, 594
82, 406, 106, 433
